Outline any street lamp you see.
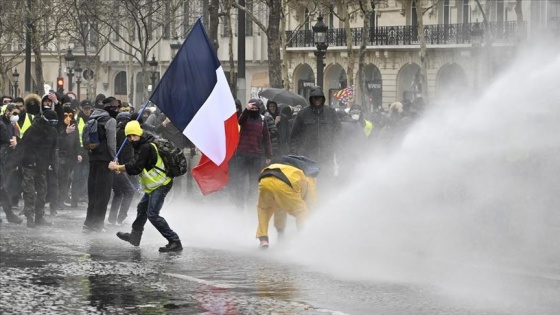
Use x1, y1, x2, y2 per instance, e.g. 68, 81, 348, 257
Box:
471, 22, 484, 92
312, 14, 328, 90
75, 61, 82, 102
64, 48, 75, 92
170, 35, 182, 59
149, 55, 158, 91
12, 68, 19, 97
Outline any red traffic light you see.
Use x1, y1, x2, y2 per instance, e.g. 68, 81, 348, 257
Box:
56, 77, 64, 93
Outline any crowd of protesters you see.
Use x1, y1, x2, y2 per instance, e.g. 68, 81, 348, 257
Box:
0, 87, 424, 250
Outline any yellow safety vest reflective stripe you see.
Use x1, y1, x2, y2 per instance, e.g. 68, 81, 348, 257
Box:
139, 143, 171, 193
363, 119, 373, 138
19, 114, 34, 136
77, 117, 86, 146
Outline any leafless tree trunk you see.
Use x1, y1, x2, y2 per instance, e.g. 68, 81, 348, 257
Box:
358, 0, 374, 107
415, 0, 429, 104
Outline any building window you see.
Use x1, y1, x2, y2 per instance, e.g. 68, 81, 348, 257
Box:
497, 0, 505, 23
462, 0, 470, 23
411, 0, 418, 27
443, 0, 450, 25
329, 6, 334, 29
114, 71, 127, 95
221, 15, 230, 37
246, 0, 253, 36
369, 1, 377, 29
162, 2, 171, 39
183, 2, 190, 34
304, 8, 310, 31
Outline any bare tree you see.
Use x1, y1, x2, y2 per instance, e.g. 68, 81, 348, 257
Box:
233, 0, 283, 88
396, 0, 440, 104
84, 0, 184, 103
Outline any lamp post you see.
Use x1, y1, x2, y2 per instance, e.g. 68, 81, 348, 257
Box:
75, 62, 82, 102
12, 68, 19, 97
149, 55, 158, 92
64, 48, 75, 92
170, 35, 181, 59
312, 14, 328, 90
471, 22, 483, 92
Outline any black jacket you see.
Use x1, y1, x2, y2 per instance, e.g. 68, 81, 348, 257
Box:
289, 105, 340, 164
13, 118, 58, 170
116, 117, 134, 164
124, 133, 158, 176
58, 121, 81, 165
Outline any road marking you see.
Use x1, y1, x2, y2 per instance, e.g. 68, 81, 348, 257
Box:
164, 273, 349, 314
43, 245, 90, 257
163, 272, 235, 289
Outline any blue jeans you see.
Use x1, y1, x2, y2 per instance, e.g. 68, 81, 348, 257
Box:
131, 181, 180, 242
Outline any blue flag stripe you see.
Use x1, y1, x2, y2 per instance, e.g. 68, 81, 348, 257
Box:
150, 19, 221, 130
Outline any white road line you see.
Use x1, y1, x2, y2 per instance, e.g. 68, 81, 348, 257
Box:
163, 272, 235, 288
163, 273, 350, 314
43, 245, 90, 257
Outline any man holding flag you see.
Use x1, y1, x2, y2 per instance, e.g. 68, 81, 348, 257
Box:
149, 18, 239, 195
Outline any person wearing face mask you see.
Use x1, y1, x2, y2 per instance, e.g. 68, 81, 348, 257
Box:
56, 106, 82, 210
69, 100, 93, 208
108, 120, 182, 252
0, 104, 23, 224
348, 105, 374, 140
289, 87, 340, 192
82, 98, 117, 233
9, 110, 59, 227
335, 106, 367, 185
229, 98, 273, 212
20, 94, 40, 136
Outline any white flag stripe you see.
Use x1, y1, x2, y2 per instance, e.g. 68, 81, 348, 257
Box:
184, 66, 236, 165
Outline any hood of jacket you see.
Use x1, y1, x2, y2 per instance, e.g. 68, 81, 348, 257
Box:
89, 108, 111, 120
24, 93, 42, 115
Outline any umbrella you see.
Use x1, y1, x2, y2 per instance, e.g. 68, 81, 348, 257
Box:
258, 88, 308, 107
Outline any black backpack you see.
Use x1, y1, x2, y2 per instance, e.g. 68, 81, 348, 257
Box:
279, 155, 320, 177
82, 117, 108, 150
151, 137, 188, 178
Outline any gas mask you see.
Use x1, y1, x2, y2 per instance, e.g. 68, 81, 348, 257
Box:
43, 116, 58, 126
64, 113, 73, 125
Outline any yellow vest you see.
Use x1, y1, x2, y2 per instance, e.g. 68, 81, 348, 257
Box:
77, 117, 86, 146
139, 143, 171, 193
19, 113, 34, 136
363, 119, 373, 138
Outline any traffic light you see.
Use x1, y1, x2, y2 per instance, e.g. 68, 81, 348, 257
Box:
56, 77, 64, 93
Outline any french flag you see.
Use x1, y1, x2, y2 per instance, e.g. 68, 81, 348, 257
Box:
150, 19, 239, 195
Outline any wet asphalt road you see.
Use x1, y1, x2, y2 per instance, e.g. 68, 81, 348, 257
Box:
1, 201, 560, 315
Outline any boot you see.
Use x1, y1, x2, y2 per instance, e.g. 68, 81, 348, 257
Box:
129, 230, 142, 246
116, 232, 131, 242
26, 216, 35, 228
35, 216, 52, 226
159, 240, 183, 252
5, 210, 23, 224
117, 230, 142, 246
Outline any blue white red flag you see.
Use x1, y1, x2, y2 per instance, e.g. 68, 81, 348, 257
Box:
150, 19, 239, 195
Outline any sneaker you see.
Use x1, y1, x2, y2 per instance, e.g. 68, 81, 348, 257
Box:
63, 201, 72, 208
82, 224, 94, 233
258, 240, 269, 249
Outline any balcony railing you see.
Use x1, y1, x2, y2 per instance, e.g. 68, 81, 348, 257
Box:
286, 22, 523, 48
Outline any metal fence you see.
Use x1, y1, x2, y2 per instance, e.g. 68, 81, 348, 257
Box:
286, 22, 523, 48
